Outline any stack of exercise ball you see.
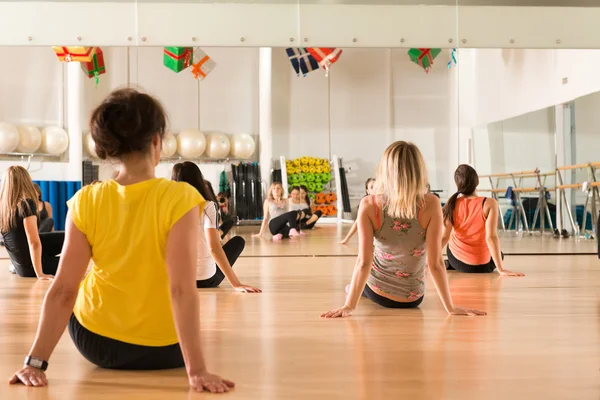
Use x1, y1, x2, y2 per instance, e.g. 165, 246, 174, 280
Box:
0, 122, 69, 156
286, 156, 337, 216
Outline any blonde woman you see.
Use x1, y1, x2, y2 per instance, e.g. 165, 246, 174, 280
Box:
322, 141, 486, 318
253, 183, 302, 241
0, 166, 64, 279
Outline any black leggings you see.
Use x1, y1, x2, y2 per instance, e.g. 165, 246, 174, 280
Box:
301, 210, 323, 230
219, 218, 234, 239
39, 218, 54, 233
446, 246, 504, 273
196, 236, 245, 288
68, 314, 184, 370
269, 211, 300, 238
363, 284, 424, 308
13, 231, 65, 278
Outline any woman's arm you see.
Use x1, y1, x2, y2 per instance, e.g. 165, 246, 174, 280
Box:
253, 201, 269, 237
339, 220, 358, 245
441, 219, 452, 250
424, 195, 486, 316
485, 199, 524, 277
322, 198, 374, 318
9, 212, 92, 386
165, 206, 235, 393
45, 202, 53, 219
23, 216, 49, 280
205, 228, 261, 293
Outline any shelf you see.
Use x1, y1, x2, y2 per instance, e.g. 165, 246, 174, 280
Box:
159, 156, 255, 164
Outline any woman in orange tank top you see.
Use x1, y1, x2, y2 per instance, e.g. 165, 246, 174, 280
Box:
441, 165, 524, 276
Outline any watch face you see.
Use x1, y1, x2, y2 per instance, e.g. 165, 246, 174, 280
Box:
29, 358, 43, 369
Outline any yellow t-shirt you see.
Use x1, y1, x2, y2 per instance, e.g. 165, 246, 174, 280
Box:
67, 178, 204, 347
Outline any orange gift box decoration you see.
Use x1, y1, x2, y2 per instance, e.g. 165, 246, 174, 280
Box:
52, 46, 95, 62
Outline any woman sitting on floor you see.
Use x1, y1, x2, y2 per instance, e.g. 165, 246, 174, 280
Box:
254, 182, 302, 241
322, 141, 486, 318
441, 164, 524, 277
297, 185, 322, 230
33, 183, 54, 233
9, 88, 233, 393
205, 181, 233, 239
172, 161, 261, 293
0, 166, 64, 279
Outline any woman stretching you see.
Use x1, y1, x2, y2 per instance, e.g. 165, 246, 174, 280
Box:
441, 164, 524, 277
322, 141, 486, 318
0, 166, 64, 279
33, 183, 54, 233
339, 178, 376, 245
297, 185, 322, 229
172, 161, 261, 293
254, 183, 301, 241
9, 88, 233, 393
205, 181, 233, 239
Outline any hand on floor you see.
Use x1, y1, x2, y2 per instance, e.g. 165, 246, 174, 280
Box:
338, 239, 349, 245
498, 269, 525, 277
9, 366, 48, 387
234, 284, 262, 293
449, 307, 487, 316
188, 371, 235, 393
321, 305, 354, 318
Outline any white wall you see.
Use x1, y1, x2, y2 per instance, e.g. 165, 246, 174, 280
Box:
271, 48, 455, 198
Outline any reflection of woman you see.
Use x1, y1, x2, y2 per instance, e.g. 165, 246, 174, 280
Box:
33, 183, 54, 233
0, 166, 64, 279
254, 183, 302, 240
339, 178, 376, 245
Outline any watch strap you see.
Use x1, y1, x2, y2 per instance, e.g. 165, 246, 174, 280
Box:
24, 356, 48, 371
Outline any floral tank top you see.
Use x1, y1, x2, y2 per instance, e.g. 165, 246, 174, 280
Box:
367, 195, 427, 301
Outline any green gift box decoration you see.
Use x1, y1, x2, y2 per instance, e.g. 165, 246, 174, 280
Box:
163, 47, 193, 73
80, 47, 105, 85
408, 48, 442, 73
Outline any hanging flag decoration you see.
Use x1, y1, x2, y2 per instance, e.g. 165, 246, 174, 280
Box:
163, 47, 193, 73
408, 48, 442, 73
80, 47, 106, 87
286, 48, 320, 77
190, 48, 217, 80
447, 48, 457, 69
52, 46, 95, 63
306, 48, 343, 74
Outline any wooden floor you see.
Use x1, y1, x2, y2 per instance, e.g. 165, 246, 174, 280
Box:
1, 225, 599, 399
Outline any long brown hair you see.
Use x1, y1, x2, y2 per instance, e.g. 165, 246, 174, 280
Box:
0, 166, 39, 232
442, 164, 479, 225
375, 141, 428, 219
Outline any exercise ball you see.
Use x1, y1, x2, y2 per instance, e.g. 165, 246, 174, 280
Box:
205, 132, 231, 159
176, 129, 206, 158
40, 126, 69, 155
16, 125, 42, 153
161, 132, 177, 158
0, 122, 19, 153
85, 133, 98, 158
230, 133, 256, 159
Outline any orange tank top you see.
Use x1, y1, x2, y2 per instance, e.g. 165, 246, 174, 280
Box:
448, 197, 491, 265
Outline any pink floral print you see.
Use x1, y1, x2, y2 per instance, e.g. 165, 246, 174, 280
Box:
395, 271, 410, 278
411, 248, 426, 257
408, 292, 422, 301
391, 220, 411, 234
375, 248, 395, 261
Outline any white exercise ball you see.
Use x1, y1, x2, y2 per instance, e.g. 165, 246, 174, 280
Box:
40, 126, 69, 155
85, 133, 98, 158
161, 132, 177, 158
0, 122, 20, 153
205, 132, 231, 159
16, 125, 42, 153
176, 129, 206, 158
230, 133, 256, 159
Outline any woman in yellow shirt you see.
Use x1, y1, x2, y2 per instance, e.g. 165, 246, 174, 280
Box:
9, 88, 234, 393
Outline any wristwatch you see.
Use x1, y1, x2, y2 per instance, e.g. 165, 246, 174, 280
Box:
24, 356, 48, 371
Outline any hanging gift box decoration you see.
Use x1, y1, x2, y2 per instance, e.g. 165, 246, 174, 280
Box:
447, 48, 457, 69
408, 48, 442, 73
286, 48, 320, 77
52, 46, 95, 62
306, 48, 343, 74
190, 48, 216, 80
163, 47, 193, 73
80, 47, 106, 86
